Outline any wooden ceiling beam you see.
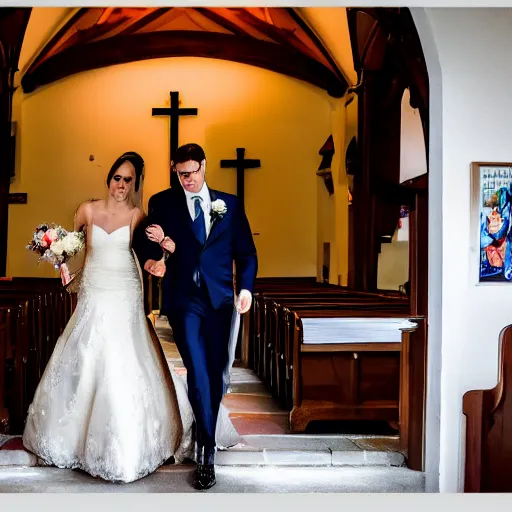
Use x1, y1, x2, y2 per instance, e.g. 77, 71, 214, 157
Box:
21, 30, 347, 97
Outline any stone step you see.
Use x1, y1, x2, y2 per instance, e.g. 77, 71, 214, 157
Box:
235, 434, 362, 451
216, 434, 406, 467
1, 434, 405, 469
215, 448, 405, 467
222, 393, 287, 414
228, 381, 269, 395
230, 413, 290, 435
0, 437, 37, 467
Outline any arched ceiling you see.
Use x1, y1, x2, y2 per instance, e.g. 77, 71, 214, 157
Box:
300, 7, 356, 86
18, 7, 354, 97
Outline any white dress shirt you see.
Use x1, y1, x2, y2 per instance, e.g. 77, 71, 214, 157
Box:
183, 183, 211, 237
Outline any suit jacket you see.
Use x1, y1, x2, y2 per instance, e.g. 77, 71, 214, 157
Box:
133, 186, 258, 314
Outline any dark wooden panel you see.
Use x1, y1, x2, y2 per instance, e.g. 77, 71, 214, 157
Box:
301, 353, 356, 403
358, 352, 400, 403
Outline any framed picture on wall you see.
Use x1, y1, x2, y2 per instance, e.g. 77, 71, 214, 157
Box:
471, 161, 512, 284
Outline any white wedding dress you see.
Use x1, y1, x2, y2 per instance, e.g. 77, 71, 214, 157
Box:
22, 223, 240, 483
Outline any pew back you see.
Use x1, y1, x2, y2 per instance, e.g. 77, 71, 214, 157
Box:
463, 325, 512, 492
0, 278, 77, 434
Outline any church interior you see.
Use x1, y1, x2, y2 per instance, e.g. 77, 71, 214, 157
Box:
1, 6, 511, 494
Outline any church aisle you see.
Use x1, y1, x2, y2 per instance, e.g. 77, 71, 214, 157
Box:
156, 316, 407, 465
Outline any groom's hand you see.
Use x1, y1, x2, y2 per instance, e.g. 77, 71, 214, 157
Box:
144, 259, 166, 277
237, 289, 252, 314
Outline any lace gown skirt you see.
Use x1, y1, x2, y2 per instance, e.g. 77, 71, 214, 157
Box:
21, 225, 197, 483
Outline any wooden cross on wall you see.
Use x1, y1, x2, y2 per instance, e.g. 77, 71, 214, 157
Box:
220, 148, 260, 210
152, 91, 198, 188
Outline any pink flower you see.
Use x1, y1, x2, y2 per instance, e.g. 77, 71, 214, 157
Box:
41, 229, 58, 247
46, 229, 58, 242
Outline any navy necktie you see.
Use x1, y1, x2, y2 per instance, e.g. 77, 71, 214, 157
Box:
192, 196, 206, 245
191, 196, 206, 287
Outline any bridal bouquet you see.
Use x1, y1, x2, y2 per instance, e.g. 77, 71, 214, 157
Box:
26, 223, 85, 285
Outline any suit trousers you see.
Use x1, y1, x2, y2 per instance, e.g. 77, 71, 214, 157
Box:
168, 284, 233, 449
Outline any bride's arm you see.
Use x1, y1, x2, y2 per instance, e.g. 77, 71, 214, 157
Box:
73, 201, 92, 232
131, 207, 146, 236
131, 208, 166, 277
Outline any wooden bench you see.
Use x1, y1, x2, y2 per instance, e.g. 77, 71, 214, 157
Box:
251, 288, 408, 392
463, 324, 512, 492
0, 307, 11, 433
245, 280, 427, 470
248, 282, 408, 387
288, 310, 426, 461
267, 298, 410, 409
0, 278, 77, 434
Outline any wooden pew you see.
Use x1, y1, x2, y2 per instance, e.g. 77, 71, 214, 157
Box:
246, 278, 427, 470
463, 324, 512, 492
249, 282, 406, 382
0, 297, 32, 434
248, 279, 352, 359
269, 298, 409, 407
253, 289, 408, 390
0, 307, 11, 433
247, 278, 427, 467
0, 278, 77, 434
288, 309, 427, 470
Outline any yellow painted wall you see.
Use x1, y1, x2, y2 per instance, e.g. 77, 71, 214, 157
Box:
377, 230, 409, 291
315, 97, 350, 286
8, 57, 333, 278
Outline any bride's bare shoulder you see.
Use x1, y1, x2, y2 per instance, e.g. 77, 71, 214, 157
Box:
77, 198, 103, 215
74, 199, 103, 231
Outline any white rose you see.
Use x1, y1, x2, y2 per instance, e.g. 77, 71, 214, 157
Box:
211, 199, 227, 215
62, 237, 76, 253
50, 240, 64, 256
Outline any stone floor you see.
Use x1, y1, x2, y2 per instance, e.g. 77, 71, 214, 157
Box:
0, 466, 425, 493
0, 315, 422, 492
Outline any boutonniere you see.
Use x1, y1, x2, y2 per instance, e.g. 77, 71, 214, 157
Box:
210, 199, 227, 222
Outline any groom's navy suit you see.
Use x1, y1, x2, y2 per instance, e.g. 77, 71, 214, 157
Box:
134, 185, 257, 451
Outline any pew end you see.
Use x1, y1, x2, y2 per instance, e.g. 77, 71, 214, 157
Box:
289, 314, 427, 471
463, 324, 512, 492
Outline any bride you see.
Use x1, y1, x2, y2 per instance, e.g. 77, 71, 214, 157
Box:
22, 151, 240, 484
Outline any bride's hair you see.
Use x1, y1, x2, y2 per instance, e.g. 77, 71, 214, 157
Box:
107, 151, 145, 192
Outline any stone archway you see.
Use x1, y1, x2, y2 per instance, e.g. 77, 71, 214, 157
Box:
409, 8, 442, 493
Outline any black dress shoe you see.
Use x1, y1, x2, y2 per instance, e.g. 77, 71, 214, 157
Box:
193, 447, 216, 490
193, 463, 216, 490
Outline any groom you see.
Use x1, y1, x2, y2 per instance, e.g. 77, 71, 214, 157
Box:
134, 143, 258, 490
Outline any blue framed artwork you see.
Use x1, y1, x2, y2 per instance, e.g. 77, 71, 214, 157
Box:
472, 162, 512, 283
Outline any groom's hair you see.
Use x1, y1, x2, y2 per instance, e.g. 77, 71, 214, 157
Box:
107, 151, 145, 191
171, 143, 206, 170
